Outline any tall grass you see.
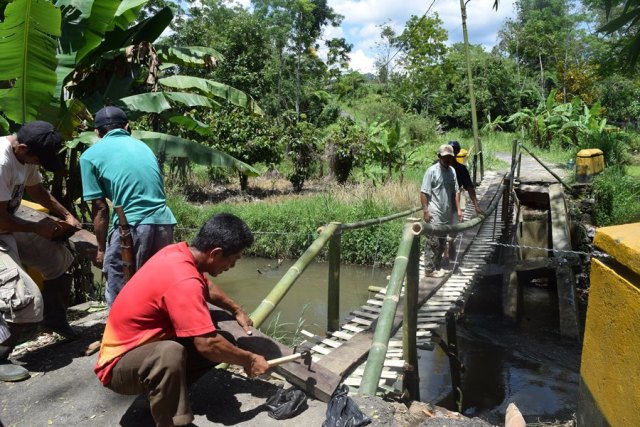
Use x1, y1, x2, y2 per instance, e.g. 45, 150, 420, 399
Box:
592, 167, 640, 226
167, 179, 417, 265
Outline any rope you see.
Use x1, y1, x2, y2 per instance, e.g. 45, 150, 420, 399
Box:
488, 241, 611, 259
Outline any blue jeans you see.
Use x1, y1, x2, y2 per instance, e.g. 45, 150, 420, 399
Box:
104, 224, 174, 307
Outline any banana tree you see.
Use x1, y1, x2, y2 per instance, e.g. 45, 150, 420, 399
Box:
0, 0, 262, 211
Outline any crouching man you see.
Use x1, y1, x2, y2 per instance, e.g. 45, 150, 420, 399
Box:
94, 213, 269, 427
0, 121, 82, 382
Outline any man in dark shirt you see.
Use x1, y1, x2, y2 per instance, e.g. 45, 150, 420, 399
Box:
445, 141, 484, 264
449, 140, 483, 217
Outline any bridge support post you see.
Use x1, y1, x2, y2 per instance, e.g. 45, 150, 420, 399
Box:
502, 239, 523, 323
327, 225, 342, 333
403, 231, 420, 401
549, 184, 581, 340
446, 311, 463, 411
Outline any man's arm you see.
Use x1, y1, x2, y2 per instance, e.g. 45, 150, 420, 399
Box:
420, 192, 432, 222
90, 198, 109, 268
465, 185, 483, 215
207, 281, 253, 335
193, 332, 268, 377
0, 200, 59, 239
26, 183, 82, 228
455, 191, 463, 221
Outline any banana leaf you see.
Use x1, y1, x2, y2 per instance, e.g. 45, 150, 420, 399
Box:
68, 131, 259, 176
156, 45, 224, 68
159, 75, 263, 115
118, 92, 217, 114
0, 0, 61, 124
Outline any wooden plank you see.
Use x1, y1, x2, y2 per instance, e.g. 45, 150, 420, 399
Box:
15, 205, 97, 258
212, 309, 340, 402
300, 330, 342, 348
549, 184, 581, 340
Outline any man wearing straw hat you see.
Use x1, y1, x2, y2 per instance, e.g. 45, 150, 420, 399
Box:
420, 144, 462, 278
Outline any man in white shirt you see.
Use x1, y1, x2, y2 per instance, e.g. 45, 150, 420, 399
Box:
0, 121, 82, 382
420, 144, 462, 277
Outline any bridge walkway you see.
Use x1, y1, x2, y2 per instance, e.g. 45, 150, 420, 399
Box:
296, 171, 506, 396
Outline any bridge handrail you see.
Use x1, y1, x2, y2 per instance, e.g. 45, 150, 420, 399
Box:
250, 208, 421, 329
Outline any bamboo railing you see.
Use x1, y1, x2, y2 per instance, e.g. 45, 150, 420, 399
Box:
250, 209, 422, 330
248, 140, 521, 400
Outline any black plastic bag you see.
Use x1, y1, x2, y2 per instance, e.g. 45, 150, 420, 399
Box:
265, 386, 308, 420
322, 384, 371, 427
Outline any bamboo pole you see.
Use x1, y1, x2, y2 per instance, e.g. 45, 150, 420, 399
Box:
412, 178, 505, 238
518, 143, 574, 194
327, 225, 342, 332
460, 0, 483, 179
250, 222, 341, 328
403, 225, 420, 401
359, 223, 415, 396
340, 207, 421, 231
446, 311, 463, 411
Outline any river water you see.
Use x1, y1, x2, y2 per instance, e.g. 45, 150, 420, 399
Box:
215, 257, 580, 424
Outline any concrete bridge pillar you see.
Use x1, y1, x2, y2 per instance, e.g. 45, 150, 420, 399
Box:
577, 223, 640, 426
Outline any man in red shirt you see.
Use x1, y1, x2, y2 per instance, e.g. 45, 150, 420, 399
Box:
95, 213, 269, 426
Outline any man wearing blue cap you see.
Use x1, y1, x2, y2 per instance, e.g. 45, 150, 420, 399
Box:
80, 107, 176, 307
0, 121, 83, 381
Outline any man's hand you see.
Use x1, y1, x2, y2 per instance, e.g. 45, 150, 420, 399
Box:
63, 213, 82, 230
457, 209, 464, 222
93, 248, 105, 268
243, 354, 269, 378
474, 204, 485, 216
234, 307, 253, 335
423, 209, 432, 223
35, 217, 63, 240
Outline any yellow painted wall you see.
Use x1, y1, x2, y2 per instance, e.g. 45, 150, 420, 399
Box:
578, 223, 640, 426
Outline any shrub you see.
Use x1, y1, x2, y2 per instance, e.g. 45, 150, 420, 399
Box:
592, 168, 640, 226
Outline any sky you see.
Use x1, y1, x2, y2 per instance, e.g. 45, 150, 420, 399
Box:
232, 0, 517, 74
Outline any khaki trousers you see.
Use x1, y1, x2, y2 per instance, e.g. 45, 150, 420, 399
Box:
107, 339, 214, 427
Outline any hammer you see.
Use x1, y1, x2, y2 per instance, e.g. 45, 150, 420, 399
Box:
267, 346, 312, 370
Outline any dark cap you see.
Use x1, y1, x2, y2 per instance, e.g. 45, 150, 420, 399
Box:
448, 140, 461, 155
95, 106, 128, 129
17, 121, 64, 172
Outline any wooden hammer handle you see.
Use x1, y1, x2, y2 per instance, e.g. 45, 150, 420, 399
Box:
267, 353, 304, 367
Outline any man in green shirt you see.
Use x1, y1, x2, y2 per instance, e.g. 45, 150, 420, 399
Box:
80, 107, 176, 306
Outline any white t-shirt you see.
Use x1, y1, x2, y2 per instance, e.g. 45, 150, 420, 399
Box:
420, 161, 459, 225
0, 136, 42, 214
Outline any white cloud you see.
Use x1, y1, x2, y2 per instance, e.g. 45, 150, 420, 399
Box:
349, 49, 376, 74
329, 0, 517, 74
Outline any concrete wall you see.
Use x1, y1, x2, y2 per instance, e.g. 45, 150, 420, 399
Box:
577, 224, 640, 426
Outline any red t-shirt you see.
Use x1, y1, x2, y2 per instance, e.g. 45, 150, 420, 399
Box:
94, 242, 216, 385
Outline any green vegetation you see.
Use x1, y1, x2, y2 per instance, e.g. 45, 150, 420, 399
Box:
593, 167, 640, 226
168, 185, 411, 266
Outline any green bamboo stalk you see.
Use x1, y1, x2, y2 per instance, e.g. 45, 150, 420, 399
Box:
359, 223, 416, 396
403, 226, 420, 400
340, 207, 421, 230
327, 227, 342, 332
250, 222, 341, 328
460, 0, 483, 179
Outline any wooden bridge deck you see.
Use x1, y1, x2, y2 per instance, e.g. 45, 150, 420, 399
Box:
297, 171, 506, 396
